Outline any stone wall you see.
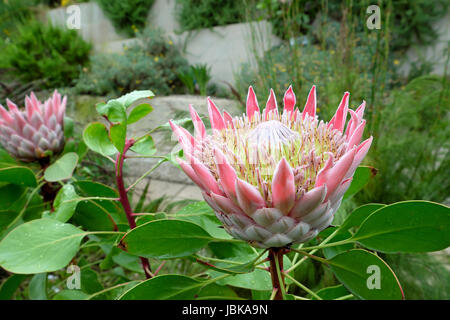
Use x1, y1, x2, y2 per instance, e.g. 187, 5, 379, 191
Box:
47, 1, 280, 85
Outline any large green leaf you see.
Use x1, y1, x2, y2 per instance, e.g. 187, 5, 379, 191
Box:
313, 284, 352, 300
0, 219, 85, 274
344, 166, 377, 199
83, 122, 117, 156
120, 219, 212, 259
119, 274, 236, 300
128, 104, 153, 124
328, 249, 404, 300
96, 100, 126, 123
113, 90, 154, 108
208, 255, 292, 291
353, 201, 450, 253
52, 184, 79, 223
339, 204, 385, 233
29, 273, 47, 300
0, 274, 26, 300
44, 152, 78, 182
0, 166, 37, 187
130, 135, 156, 155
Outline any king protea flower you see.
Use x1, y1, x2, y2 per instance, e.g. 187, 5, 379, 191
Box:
170, 85, 372, 248
0, 91, 66, 162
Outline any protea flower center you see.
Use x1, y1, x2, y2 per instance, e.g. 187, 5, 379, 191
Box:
170, 85, 372, 248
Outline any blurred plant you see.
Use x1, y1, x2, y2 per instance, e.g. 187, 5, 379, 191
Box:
175, 0, 245, 32
76, 28, 189, 97
178, 64, 212, 96
96, 0, 154, 37
2, 20, 91, 89
257, 0, 448, 53
0, 0, 33, 40
360, 75, 450, 204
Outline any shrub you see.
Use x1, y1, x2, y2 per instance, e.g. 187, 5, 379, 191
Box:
257, 0, 449, 53
96, 0, 155, 36
175, 0, 245, 32
76, 28, 189, 97
3, 20, 91, 88
360, 75, 450, 204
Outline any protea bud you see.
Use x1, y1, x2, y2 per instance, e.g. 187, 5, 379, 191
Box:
0, 91, 66, 162
170, 85, 372, 248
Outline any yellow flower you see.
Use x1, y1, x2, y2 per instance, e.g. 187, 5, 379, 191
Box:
154, 57, 159, 62
394, 59, 400, 65
61, 0, 70, 6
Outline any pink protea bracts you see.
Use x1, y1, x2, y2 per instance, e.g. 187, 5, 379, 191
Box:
0, 91, 66, 162
170, 85, 372, 248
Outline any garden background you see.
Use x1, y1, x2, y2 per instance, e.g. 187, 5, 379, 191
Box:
0, 0, 449, 300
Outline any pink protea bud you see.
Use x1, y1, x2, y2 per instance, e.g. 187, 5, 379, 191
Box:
0, 90, 66, 162
171, 86, 373, 248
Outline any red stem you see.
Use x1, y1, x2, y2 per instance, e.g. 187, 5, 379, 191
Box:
115, 139, 152, 279
268, 248, 285, 300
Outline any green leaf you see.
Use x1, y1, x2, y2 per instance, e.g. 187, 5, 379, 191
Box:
120, 219, 212, 259
29, 273, 47, 300
80, 269, 103, 294
339, 204, 386, 233
313, 284, 352, 300
175, 201, 230, 239
352, 201, 450, 253
195, 256, 256, 275
53, 290, 89, 300
113, 90, 154, 108
0, 219, 85, 274
208, 255, 292, 291
328, 249, 404, 300
119, 274, 233, 300
344, 166, 377, 199
52, 184, 79, 223
0, 274, 26, 300
128, 104, 153, 124
44, 152, 79, 182
0, 166, 37, 187
130, 135, 156, 155
96, 100, 126, 123
156, 117, 192, 131
109, 122, 127, 152
83, 122, 117, 156
63, 116, 74, 139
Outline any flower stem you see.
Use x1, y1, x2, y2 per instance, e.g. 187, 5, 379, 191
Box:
115, 139, 152, 279
267, 248, 286, 300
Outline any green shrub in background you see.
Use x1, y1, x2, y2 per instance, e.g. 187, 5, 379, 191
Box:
96, 0, 155, 36
2, 20, 91, 89
0, 0, 33, 40
258, 0, 449, 53
178, 64, 212, 96
360, 75, 450, 204
175, 0, 245, 32
76, 28, 189, 97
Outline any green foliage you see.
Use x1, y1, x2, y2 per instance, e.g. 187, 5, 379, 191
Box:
76, 28, 189, 97
178, 64, 212, 95
3, 20, 91, 89
175, 0, 245, 32
0, 0, 32, 40
362, 75, 450, 203
96, 0, 155, 37
258, 0, 449, 53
